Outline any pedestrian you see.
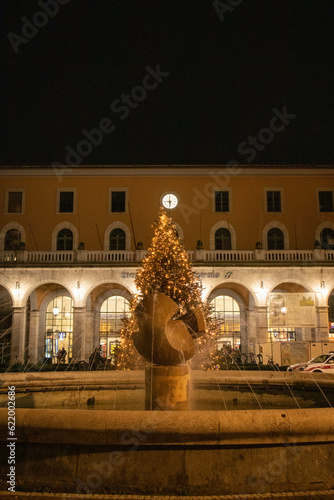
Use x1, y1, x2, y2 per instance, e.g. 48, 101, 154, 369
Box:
60, 347, 67, 363
57, 349, 62, 364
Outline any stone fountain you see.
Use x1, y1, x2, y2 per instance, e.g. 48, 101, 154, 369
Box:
133, 292, 206, 410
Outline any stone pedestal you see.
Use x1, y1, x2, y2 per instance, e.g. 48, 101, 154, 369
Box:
145, 365, 190, 411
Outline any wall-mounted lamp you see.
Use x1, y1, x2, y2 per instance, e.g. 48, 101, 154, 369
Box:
260, 281, 264, 289
281, 306, 287, 314
77, 281, 80, 289
13, 281, 20, 297
53, 289, 59, 316
320, 280, 325, 289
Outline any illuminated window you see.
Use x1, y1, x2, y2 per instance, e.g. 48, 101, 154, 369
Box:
45, 296, 73, 362
99, 296, 130, 359
215, 228, 231, 250
211, 295, 240, 349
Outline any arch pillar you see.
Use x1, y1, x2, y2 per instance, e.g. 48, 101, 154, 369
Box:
254, 306, 268, 344
10, 306, 27, 363
84, 308, 95, 360
28, 310, 40, 364
317, 305, 330, 341
72, 307, 86, 361
246, 309, 257, 353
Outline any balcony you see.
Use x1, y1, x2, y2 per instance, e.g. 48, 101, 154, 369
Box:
0, 248, 333, 266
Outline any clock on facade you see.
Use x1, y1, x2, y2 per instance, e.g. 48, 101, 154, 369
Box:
162, 193, 178, 209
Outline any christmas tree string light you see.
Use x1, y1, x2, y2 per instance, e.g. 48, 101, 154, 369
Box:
117, 208, 219, 370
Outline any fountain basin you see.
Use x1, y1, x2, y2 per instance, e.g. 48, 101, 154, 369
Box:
0, 405, 334, 495
1, 371, 334, 495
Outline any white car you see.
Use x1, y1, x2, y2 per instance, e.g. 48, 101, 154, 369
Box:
287, 352, 334, 373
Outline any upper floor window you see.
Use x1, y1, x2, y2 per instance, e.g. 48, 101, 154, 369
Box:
59, 191, 74, 213
267, 228, 284, 250
111, 191, 126, 212
7, 191, 23, 213
319, 191, 333, 212
215, 191, 229, 212
109, 228, 126, 250
215, 228, 231, 250
267, 191, 281, 212
4, 229, 21, 251
57, 229, 73, 251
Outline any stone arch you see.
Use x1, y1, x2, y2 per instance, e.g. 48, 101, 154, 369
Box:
315, 221, 334, 243
315, 221, 334, 249
104, 222, 131, 251
262, 221, 289, 250
90, 283, 133, 358
209, 221, 236, 250
207, 283, 251, 351
0, 222, 26, 250
51, 222, 79, 251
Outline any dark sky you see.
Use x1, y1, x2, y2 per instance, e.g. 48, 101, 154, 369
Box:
1, 0, 334, 166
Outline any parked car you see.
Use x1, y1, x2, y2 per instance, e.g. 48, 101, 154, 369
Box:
287, 352, 334, 372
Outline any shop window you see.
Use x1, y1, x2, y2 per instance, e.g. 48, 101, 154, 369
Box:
56, 229, 73, 250
7, 192, 23, 213
99, 296, 130, 360
59, 191, 74, 213
111, 191, 126, 212
45, 296, 73, 363
4, 229, 21, 251
109, 228, 126, 250
267, 191, 281, 212
215, 191, 229, 212
211, 295, 240, 349
215, 228, 231, 250
267, 228, 284, 250
319, 191, 333, 212
320, 228, 334, 249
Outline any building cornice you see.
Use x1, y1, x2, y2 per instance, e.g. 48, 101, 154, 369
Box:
0, 165, 334, 177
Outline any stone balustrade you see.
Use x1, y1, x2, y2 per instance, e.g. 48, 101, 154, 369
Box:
0, 248, 333, 265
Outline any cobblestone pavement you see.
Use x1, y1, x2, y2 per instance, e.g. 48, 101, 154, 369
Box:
0, 490, 334, 500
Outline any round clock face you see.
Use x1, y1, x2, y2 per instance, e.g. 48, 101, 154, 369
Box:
162, 193, 178, 209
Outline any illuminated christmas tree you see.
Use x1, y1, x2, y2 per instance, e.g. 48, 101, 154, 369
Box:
117, 208, 219, 370
135, 208, 202, 310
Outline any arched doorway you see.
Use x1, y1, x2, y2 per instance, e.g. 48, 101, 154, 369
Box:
45, 295, 73, 363
99, 295, 131, 360
268, 283, 312, 342
211, 294, 241, 349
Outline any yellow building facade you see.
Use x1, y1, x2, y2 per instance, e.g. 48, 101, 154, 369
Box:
1, 165, 334, 366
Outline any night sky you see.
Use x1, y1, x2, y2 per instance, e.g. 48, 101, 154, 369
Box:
1, 0, 334, 166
